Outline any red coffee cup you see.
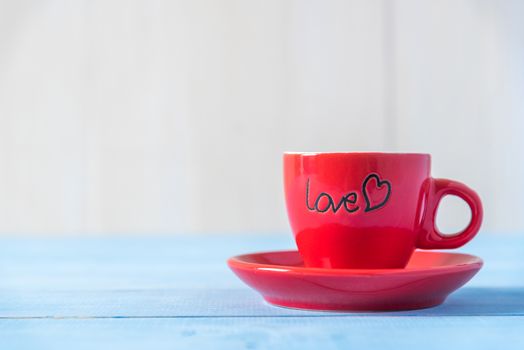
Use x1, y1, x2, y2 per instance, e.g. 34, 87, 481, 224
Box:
283, 152, 483, 269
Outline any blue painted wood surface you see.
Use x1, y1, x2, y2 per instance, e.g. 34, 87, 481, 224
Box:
0, 233, 523, 349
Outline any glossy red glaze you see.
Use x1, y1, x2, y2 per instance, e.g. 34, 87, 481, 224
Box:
228, 250, 483, 311
284, 152, 483, 269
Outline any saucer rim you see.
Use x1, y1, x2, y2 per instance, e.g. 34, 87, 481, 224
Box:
227, 250, 483, 276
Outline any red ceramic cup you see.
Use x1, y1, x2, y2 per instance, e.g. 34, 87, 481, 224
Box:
283, 152, 483, 269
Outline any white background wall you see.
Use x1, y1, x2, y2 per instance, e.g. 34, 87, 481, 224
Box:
0, 0, 522, 235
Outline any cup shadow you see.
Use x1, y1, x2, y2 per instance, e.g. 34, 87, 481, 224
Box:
392, 287, 524, 316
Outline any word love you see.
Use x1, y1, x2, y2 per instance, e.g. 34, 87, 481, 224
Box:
305, 173, 392, 214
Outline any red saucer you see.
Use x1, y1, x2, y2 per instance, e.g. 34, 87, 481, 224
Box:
228, 250, 482, 312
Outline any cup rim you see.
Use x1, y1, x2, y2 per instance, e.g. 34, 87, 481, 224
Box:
284, 151, 430, 157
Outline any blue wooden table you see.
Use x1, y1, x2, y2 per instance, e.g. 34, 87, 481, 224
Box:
0, 233, 523, 349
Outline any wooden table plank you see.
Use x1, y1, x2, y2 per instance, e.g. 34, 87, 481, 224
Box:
0, 234, 522, 291
0, 317, 523, 350
0, 287, 523, 318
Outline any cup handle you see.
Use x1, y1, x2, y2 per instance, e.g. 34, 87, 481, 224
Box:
417, 178, 483, 249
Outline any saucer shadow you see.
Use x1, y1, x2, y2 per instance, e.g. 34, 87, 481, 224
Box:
393, 287, 524, 316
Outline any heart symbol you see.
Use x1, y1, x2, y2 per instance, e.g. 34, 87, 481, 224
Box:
362, 173, 392, 212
